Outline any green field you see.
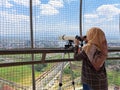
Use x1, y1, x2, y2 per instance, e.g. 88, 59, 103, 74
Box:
0, 54, 119, 87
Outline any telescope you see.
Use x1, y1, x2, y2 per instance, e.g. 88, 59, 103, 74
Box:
59, 35, 87, 49
59, 35, 86, 41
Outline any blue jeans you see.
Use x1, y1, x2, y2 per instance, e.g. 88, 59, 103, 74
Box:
83, 83, 93, 90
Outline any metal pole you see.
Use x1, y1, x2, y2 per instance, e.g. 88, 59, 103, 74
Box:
79, 0, 83, 36
68, 54, 75, 90
59, 53, 75, 90
80, 0, 83, 47
30, 0, 36, 90
119, 14, 120, 34
59, 54, 65, 90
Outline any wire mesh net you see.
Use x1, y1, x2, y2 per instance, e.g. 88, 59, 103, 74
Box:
0, 0, 120, 90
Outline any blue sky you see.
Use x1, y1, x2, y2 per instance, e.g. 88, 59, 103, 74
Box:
0, 0, 120, 40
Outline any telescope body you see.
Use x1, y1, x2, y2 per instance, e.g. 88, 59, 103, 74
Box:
59, 35, 75, 41
59, 35, 86, 42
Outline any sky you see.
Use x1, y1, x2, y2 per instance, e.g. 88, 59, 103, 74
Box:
0, 0, 120, 40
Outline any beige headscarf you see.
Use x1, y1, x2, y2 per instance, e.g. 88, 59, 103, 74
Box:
83, 27, 108, 70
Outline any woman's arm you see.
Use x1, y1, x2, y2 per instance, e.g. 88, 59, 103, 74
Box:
74, 39, 85, 60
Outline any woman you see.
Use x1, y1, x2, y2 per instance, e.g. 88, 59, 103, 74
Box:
74, 27, 108, 90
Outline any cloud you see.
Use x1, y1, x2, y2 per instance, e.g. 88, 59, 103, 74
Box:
49, 0, 63, 8
0, 0, 66, 16
83, 4, 120, 37
40, 4, 59, 15
13, 0, 41, 7
96, 4, 120, 18
0, 0, 13, 8
0, 0, 41, 8
85, 4, 120, 19
84, 4, 120, 25
0, 11, 30, 35
0, 0, 64, 16
84, 14, 98, 19
0, 11, 29, 22
40, 0, 64, 15
64, 0, 77, 4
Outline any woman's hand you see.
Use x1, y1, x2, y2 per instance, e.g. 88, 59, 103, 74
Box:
74, 39, 80, 46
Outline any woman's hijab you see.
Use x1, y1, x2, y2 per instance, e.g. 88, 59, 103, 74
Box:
83, 27, 108, 70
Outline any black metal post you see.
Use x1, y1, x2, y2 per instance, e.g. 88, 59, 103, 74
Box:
30, 0, 36, 90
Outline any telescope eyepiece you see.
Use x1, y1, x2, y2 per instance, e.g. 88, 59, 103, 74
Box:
75, 35, 86, 41
75, 35, 82, 41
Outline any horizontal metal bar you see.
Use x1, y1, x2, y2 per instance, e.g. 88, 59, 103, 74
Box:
0, 47, 120, 55
0, 48, 73, 55
0, 47, 119, 68
0, 59, 75, 67
0, 57, 119, 67
107, 57, 120, 60
108, 47, 120, 52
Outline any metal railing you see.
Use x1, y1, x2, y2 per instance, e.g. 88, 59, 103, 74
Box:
0, 47, 120, 67
0, 47, 120, 90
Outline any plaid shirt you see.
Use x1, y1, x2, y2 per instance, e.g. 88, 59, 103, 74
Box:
74, 46, 108, 90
